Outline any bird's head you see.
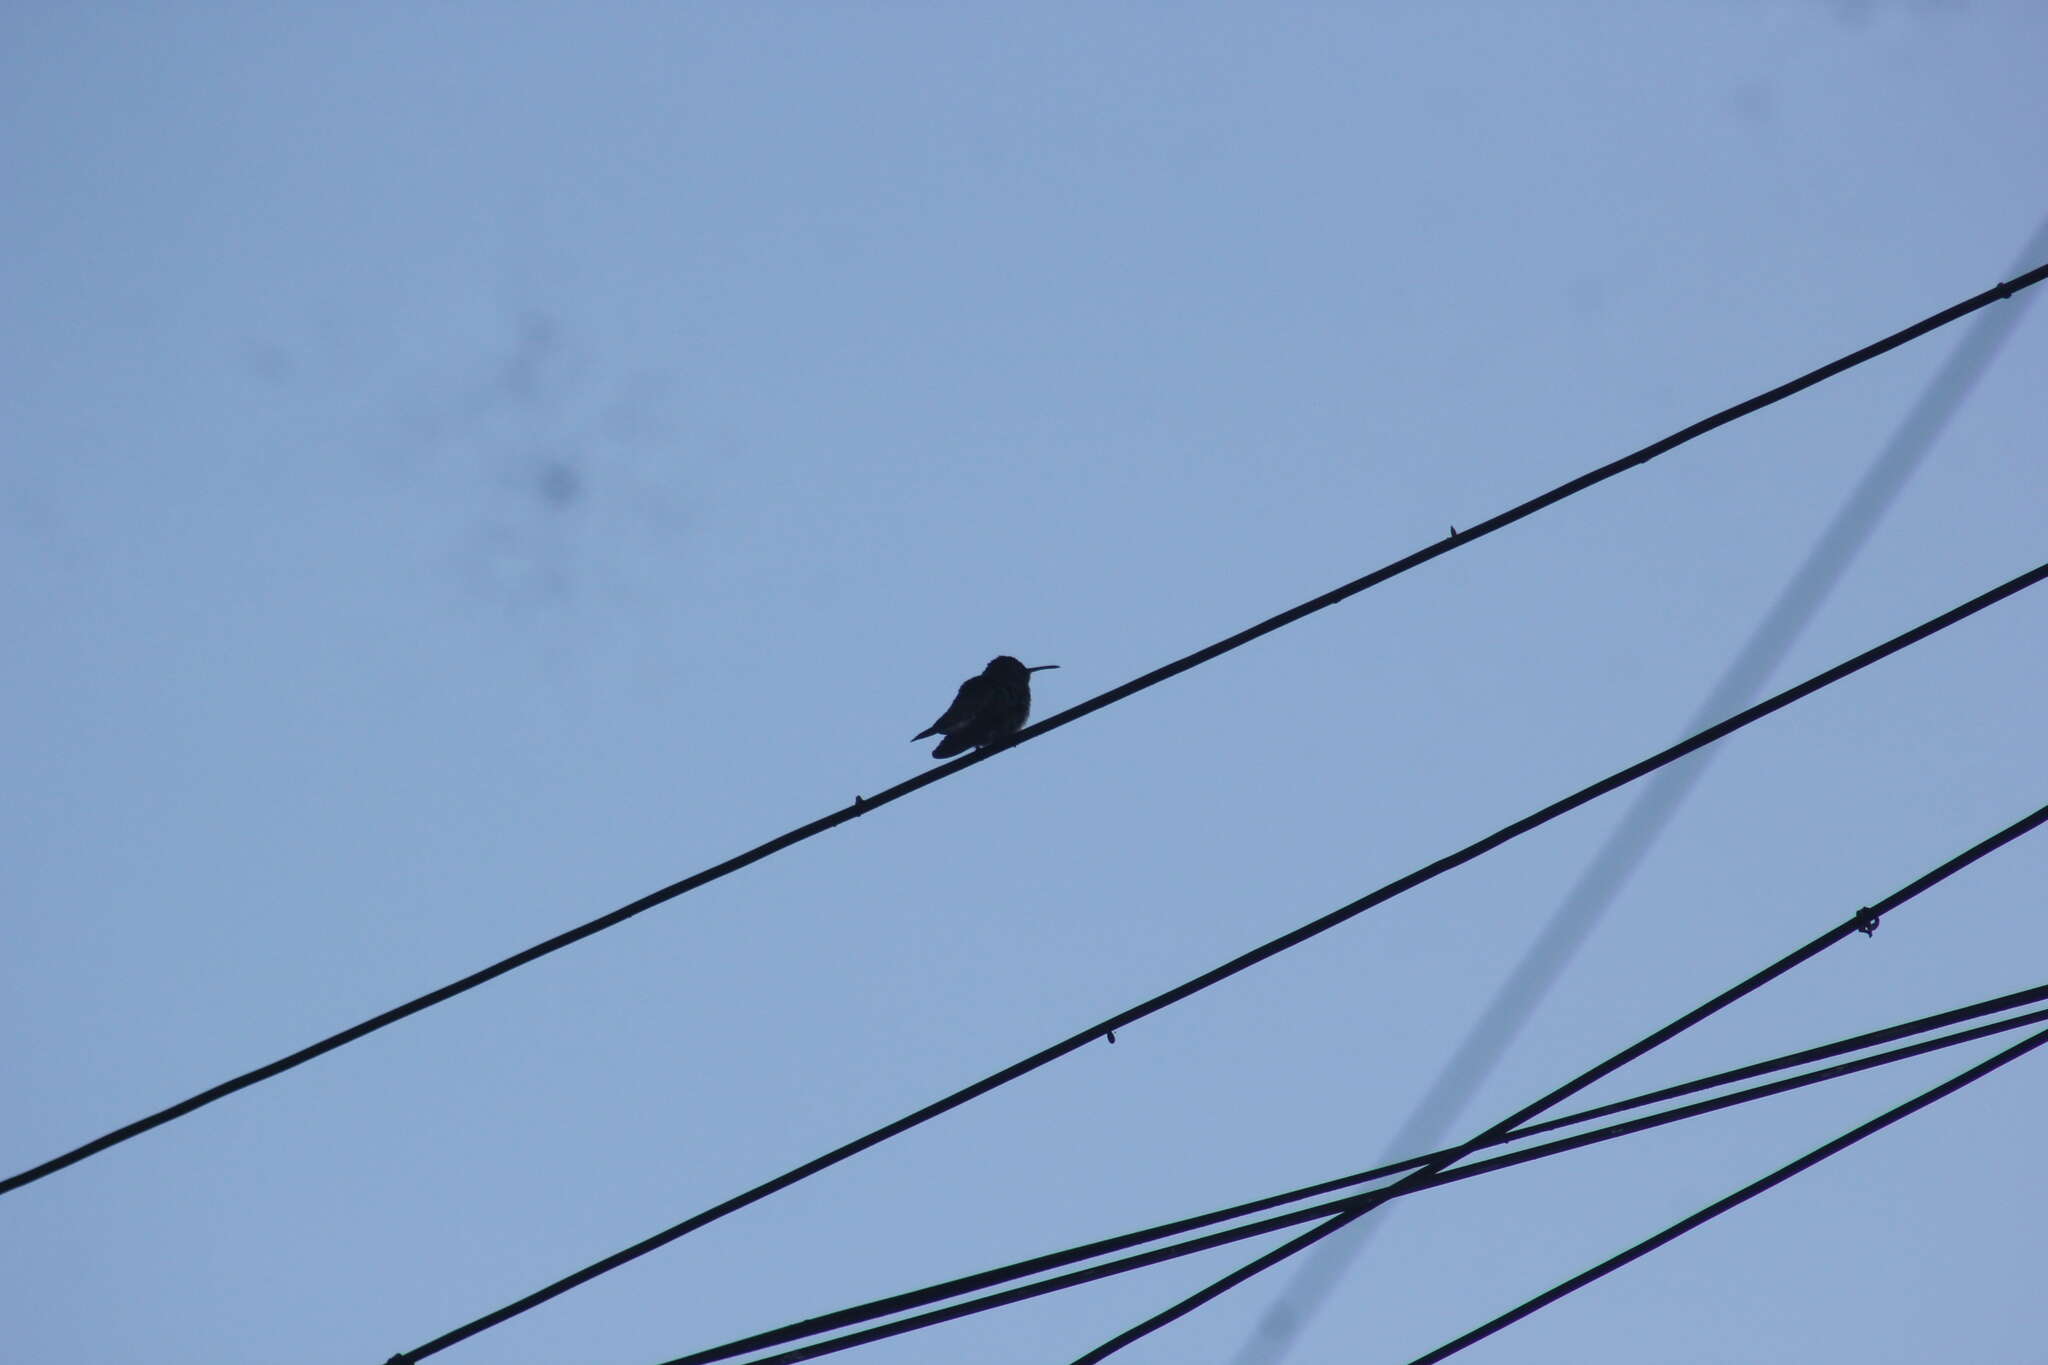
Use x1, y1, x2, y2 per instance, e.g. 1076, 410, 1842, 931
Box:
987, 655, 1059, 679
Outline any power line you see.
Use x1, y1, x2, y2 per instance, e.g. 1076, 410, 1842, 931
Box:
642, 978, 2048, 1365
699, 998, 2048, 1365
9, 263, 2044, 1204
1066, 800, 2048, 1362
386, 575, 2046, 1364
1405, 1020, 2048, 1364
1511, 982, 2048, 1141
1232, 209, 2048, 1365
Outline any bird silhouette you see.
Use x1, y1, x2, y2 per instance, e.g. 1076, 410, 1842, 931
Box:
913, 656, 1060, 759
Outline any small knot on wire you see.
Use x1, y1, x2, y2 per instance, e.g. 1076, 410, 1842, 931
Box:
1851, 906, 1881, 936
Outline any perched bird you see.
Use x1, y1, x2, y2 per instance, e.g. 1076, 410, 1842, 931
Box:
913, 656, 1060, 759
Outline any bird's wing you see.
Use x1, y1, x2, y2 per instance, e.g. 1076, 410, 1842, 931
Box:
913, 676, 992, 739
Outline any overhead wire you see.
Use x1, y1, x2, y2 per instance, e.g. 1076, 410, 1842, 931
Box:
385, 577, 2048, 1364
639, 977, 2048, 1365
8, 263, 2045, 1203
1065, 800, 2048, 1363
680, 998, 2048, 1365
1232, 210, 2048, 1365
1405, 1020, 2048, 1364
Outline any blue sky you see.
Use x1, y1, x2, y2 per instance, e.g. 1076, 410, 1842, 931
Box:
5, 5, 2047, 1363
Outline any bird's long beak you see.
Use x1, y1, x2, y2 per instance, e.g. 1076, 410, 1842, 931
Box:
1027, 664, 1060, 672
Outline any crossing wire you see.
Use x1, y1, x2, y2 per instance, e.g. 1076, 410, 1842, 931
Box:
1405, 1021, 2048, 1364
644, 977, 2048, 1365
1232, 210, 2048, 1365
1063, 798, 2048, 1362
6, 264, 2041, 1203
385, 569, 2048, 1363
689, 1000, 2048, 1365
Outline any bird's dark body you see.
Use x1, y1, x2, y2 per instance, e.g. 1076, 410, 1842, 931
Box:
913, 655, 1058, 759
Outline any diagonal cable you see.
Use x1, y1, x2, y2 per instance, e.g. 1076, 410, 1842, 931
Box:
388, 568, 2047, 1363
8, 264, 2044, 1203
707, 1005, 2048, 1365
1068, 799, 2048, 1362
1230, 211, 2048, 1365
643, 976, 2048, 1365
1405, 1021, 2048, 1363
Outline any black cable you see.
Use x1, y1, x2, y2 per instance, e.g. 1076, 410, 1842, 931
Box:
1233, 210, 2048, 1365
1067, 800, 2048, 1363
644, 981, 2048, 1365
1510, 981, 2048, 1139
388, 569, 2047, 1365
702, 1003, 2048, 1365
10, 266, 2044, 1206
1406, 1020, 2048, 1364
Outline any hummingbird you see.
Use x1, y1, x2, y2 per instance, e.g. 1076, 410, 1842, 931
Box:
913, 656, 1060, 759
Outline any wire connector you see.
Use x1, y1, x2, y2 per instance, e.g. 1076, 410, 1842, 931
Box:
1851, 906, 1882, 937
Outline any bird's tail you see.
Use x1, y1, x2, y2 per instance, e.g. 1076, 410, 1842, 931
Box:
930, 734, 974, 759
